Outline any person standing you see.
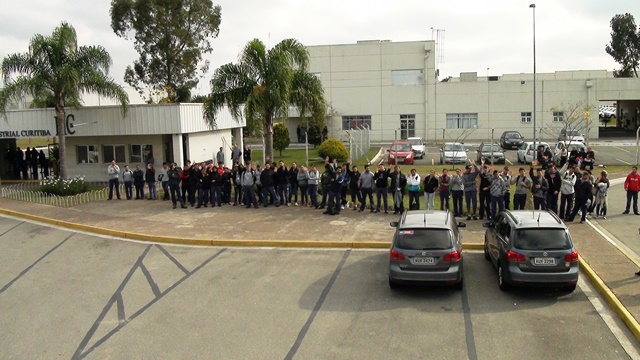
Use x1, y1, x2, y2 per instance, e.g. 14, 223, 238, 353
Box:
145, 163, 157, 200
407, 168, 421, 210
566, 172, 593, 224
318, 164, 333, 209
345, 162, 361, 210
133, 165, 145, 199
243, 145, 252, 164
122, 165, 134, 200
216, 147, 225, 167
254, 164, 264, 204
288, 162, 299, 206
623, 166, 640, 215
324, 165, 344, 215
297, 165, 310, 207
478, 163, 492, 219
374, 164, 391, 214
423, 170, 439, 210
277, 161, 290, 206
511, 168, 531, 210
450, 169, 464, 217
529, 161, 549, 210
500, 167, 512, 210
546, 169, 561, 215
594, 170, 610, 219
107, 160, 121, 200
490, 170, 507, 218
38, 150, 49, 178
296, 125, 302, 143
438, 169, 451, 211
308, 164, 320, 209
210, 165, 223, 207
30, 148, 39, 179
180, 161, 192, 206
161, 162, 170, 200
558, 162, 576, 219
240, 162, 259, 209
260, 163, 279, 207
462, 162, 479, 220
231, 144, 242, 165
168, 163, 187, 209
390, 165, 407, 215
358, 164, 375, 213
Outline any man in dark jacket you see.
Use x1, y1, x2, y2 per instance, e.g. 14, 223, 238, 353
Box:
288, 162, 299, 206
168, 163, 187, 209
276, 161, 290, 206
319, 164, 333, 209
133, 165, 145, 199
478, 163, 492, 219
389, 165, 407, 214
529, 161, 549, 210
260, 163, 279, 207
324, 165, 345, 215
566, 172, 593, 223
210, 165, 223, 207
545, 166, 561, 214
346, 160, 361, 210
374, 164, 391, 213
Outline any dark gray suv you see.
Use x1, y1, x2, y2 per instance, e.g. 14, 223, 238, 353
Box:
483, 210, 579, 292
389, 210, 466, 290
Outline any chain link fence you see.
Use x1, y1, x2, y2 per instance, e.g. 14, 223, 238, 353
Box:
346, 125, 371, 162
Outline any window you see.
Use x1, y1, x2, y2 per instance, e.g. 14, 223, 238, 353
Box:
514, 229, 572, 250
391, 70, 424, 85
446, 113, 478, 129
400, 114, 415, 139
521, 112, 532, 123
103, 145, 126, 163
553, 112, 564, 122
77, 145, 100, 164
342, 116, 372, 130
130, 144, 153, 163
396, 229, 453, 250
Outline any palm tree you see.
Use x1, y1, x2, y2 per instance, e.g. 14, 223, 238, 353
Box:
203, 38, 325, 160
0, 22, 129, 179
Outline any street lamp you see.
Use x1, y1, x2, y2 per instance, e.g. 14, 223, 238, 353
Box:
530, 3, 537, 153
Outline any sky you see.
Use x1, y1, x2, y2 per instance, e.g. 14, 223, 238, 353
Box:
0, 0, 638, 105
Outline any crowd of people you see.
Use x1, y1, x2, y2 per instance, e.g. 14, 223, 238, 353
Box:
5, 146, 50, 180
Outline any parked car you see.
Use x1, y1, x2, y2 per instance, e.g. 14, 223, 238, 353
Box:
407, 137, 426, 159
553, 141, 587, 163
439, 142, 468, 164
389, 210, 466, 290
558, 129, 586, 143
476, 142, 505, 164
516, 141, 549, 164
387, 140, 414, 165
500, 131, 524, 150
483, 210, 579, 292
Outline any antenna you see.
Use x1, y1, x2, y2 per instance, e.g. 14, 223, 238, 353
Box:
537, 212, 541, 226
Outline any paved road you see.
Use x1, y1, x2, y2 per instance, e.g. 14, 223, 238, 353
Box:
0, 217, 637, 360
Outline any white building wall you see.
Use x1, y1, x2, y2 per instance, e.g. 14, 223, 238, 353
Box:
187, 130, 231, 165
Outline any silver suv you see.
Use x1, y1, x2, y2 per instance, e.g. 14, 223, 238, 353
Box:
389, 210, 466, 290
483, 210, 579, 292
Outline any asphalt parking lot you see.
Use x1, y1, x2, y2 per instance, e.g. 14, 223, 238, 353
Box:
0, 217, 637, 359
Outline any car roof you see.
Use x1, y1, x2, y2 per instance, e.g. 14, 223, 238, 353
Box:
443, 142, 463, 145
501, 210, 566, 229
407, 137, 423, 140
392, 140, 411, 144
398, 210, 453, 230
502, 131, 521, 135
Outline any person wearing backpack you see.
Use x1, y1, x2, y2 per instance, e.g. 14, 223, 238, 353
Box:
510, 167, 531, 210
529, 160, 548, 210
594, 170, 610, 219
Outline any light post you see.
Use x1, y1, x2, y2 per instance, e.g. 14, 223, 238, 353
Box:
530, 3, 537, 153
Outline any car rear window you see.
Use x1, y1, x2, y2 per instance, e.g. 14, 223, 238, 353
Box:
395, 229, 453, 250
506, 133, 522, 139
391, 144, 412, 152
514, 229, 572, 250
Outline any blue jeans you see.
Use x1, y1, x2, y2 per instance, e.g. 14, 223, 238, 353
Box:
147, 182, 157, 199
440, 189, 450, 211
289, 183, 299, 204
162, 181, 169, 200
424, 192, 435, 210
327, 190, 341, 214
513, 193, 527, 210
210, 185, 222, 206
243, 186, 258, 208
452, 190, 463, 216
464, 191, 477, 215
360, 188, 374, 211
198, 187, 210, 205
124, 181, 133, 200
308, 184, 319, 207
278, 183, 289, 205
490, 195, 505, 219
376, 187, 388, 211
170, 184, 184, 205
263, 186, 279, 206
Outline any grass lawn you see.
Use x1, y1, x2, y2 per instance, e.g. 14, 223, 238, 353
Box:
250, 147, 382, 167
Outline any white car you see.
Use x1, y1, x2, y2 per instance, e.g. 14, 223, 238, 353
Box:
516, 141, 549, 164
440, 142, 468, 164
407, 137, 425, 159
558, 129, 586, 144
553, 141, 587, 163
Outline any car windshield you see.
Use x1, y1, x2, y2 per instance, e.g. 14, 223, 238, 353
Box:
444, 144, 464, 151
408, 139, 422, 146
396, 229, 453, 250
391, 144, 412, 152
482, 145, 502, 152
506, 133, 522, 139
513, 229, 572, 250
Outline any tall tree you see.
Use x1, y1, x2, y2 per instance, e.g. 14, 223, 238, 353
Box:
290, 71, 326, 142
204, 38, 325, 160
606, 13, 640, 77
110, 0, 222, 102
0, 22, 129, 179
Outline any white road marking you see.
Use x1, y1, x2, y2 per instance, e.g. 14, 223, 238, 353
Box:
506, 159, 513, 165
579, 277, 640, 359
616, 158, 634, 166
614, 146, 631, 153
586, 218, 640, 268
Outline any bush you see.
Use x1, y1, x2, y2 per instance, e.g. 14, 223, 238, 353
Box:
39, 176, 89, 196
317, 138, 349, 162
273, 123, 291, 156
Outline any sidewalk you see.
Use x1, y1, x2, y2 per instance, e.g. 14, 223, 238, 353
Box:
0, 185, 639, 340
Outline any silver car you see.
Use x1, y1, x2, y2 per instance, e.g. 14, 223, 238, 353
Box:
389, 211, 465, 290
483, 210, 579, 292
439, 142, 468, 164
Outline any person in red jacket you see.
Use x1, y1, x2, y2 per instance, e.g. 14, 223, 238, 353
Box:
623, 166, 640, 215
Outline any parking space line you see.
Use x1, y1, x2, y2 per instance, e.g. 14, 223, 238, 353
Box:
284, 250, 351, 360
461, 279, 478, 360
616, 158, 633, 166
0, 221, 24, 237
614, 146, 631, 153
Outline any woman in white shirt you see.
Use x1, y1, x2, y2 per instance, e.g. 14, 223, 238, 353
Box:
406, 169, 421, 210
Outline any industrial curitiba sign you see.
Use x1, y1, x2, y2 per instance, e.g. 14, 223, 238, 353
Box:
0, 130, 52, 138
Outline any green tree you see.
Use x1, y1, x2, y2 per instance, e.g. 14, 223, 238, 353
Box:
110, 0, 222, 102
0, 22, 129, 179
290, 70, 326, 144
273, 123, 290, 156
606, 13, 640, 77
203, 38, 325, 160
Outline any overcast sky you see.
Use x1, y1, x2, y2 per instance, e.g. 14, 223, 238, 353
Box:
0, 0, 638, 104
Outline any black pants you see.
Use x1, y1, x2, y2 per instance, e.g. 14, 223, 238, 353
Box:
625, 191, 638, 213
513, 193, 526, 210
170, 184, 184, 206
360, 188, 374, 211
134, 182, 144, 199
479, 190, 490, 218
503, 192, 511, 210
409, 190, 421, 210
124, 181, 133, 200
533, 196, 547, 210
560, 193, 574, 219
108, 178, 121, 200
452, 190, 463, 216
376, 187, 388, 211
547, 192, 558, 214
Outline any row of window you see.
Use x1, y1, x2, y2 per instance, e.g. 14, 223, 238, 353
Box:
77, 144, 153, 164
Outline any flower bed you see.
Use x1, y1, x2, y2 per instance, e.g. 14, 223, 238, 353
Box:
39, 176, 89, 196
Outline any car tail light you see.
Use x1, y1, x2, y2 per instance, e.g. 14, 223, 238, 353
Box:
506, 250, 526, 262
443, 250, 461, 262
390, 249, 405, 261
564, 251, 579, 262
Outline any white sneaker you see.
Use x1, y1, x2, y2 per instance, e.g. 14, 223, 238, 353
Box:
346, 201, 350, 208
295, 202, 298, 206
341, 205, 345, 210
603, 216, 606, 219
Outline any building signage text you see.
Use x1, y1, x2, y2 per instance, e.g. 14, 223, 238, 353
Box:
0, 130, 52, 138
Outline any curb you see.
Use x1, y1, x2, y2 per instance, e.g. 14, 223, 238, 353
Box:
579, 255, 640, 343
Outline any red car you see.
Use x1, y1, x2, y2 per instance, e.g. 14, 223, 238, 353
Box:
388, 141, 415, 165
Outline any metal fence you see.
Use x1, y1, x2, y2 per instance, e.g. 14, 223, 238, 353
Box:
346, 125, 371, 163
1, 183, 112, 208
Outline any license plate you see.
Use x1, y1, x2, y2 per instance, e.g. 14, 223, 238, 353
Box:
534, 257, 555, 265
411, 257, 435, 265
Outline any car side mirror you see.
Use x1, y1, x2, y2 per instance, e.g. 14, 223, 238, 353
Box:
390, 221, 399, 227
458, 222, 466, 228
482, 222, 491, 228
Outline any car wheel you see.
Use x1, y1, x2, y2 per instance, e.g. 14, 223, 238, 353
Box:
454, 278, 463, 291
498, 263, 510, 291
484, 241, 491, 261
563, 284, 577, 293
389, 277, 400, 290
